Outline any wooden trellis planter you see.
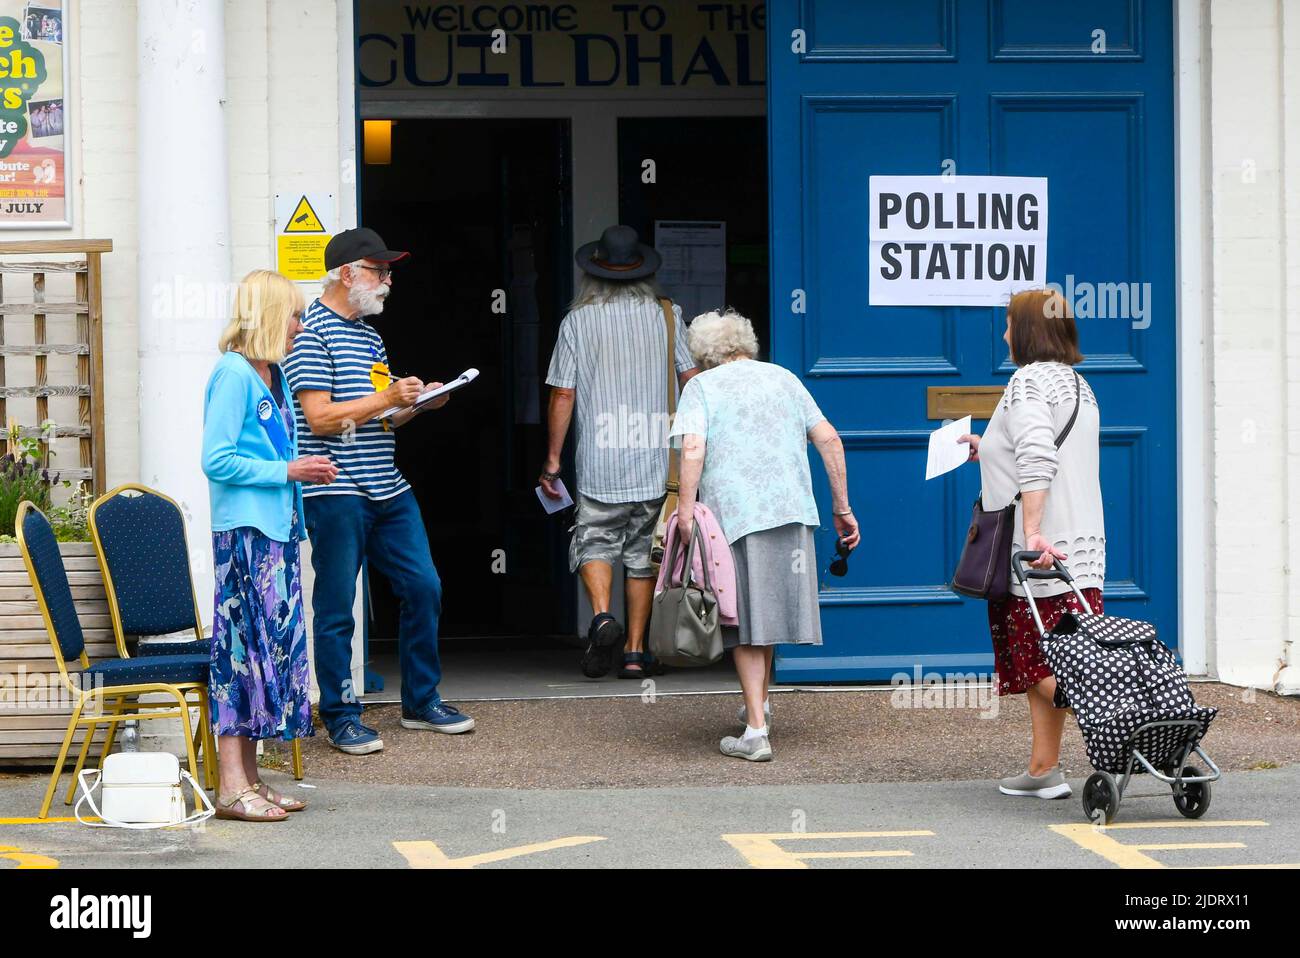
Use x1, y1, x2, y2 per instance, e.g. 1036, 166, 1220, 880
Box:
1, 240, 113, 767
0, 238, 111, 494
0, 542, 113, 766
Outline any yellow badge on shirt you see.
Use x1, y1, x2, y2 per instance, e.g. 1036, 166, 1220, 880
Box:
370, 362, 391, 431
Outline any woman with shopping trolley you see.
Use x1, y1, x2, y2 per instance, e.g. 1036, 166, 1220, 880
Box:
959, 288, 1104, 800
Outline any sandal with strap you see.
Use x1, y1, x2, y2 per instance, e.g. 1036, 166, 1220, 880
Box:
214, 785, 290, 823
255, 780, 307, 812
618, 651, 651, 679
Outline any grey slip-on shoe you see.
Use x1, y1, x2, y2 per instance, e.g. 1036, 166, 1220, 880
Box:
998, 768, 1072, 799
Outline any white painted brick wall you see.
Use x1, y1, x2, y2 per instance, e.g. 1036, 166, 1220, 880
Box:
1208, 0, 1295, 689
1279, 0, 1300, 693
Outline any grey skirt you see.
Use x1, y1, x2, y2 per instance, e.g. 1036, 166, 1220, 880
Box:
722, 522, 824, 649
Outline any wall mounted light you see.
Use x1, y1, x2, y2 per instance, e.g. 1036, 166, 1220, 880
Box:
364, 120, 393, 165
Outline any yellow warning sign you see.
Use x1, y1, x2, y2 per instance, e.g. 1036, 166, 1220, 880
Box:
284, 195, 327, 233
275, 191, 333, 281
277, 235, 329, 281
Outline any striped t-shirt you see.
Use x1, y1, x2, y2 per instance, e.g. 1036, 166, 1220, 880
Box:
545, 295, 694, 504
282, 299, 410, 500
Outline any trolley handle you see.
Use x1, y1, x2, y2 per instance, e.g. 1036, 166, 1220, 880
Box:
1011, 550, 1075, 585
1013, 551, 1094, 638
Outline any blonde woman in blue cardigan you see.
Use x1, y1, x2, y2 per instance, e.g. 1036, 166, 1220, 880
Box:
201, 269, 338, 822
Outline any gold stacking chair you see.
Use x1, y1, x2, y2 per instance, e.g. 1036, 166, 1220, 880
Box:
16, 501, 212, 818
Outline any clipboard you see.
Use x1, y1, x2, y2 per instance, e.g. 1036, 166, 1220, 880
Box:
379, 368, 479, 420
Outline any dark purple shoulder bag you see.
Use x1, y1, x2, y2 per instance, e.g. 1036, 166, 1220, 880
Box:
951, 370, 1080, 600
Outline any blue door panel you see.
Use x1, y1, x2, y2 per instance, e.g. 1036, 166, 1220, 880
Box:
768, 0, 1176, 682
802, 0, 957, 60
802, 97, 957, 373
990, 0, 1142, 59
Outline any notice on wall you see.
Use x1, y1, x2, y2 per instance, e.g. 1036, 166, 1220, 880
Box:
868, 176, 1047, 307
0, 1, 68, 228
655, 220, 726, 326
274, 193, 335, 282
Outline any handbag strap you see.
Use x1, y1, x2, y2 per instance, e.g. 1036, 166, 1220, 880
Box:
685, 520, 715, 594
1053, 369, 1082, 450
667, 514, 715, 594
661, 298, 681, 493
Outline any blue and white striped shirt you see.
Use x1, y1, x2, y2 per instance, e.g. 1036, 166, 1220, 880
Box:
546, 295, 694, 504
282, 299, 410, 500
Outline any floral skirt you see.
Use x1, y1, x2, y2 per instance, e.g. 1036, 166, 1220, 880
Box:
210, 527, 313, 740
988, 587, 1103, 696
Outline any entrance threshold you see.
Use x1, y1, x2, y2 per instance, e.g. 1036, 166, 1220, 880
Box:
357, 640, 1009, 703
359, 642, 738, 703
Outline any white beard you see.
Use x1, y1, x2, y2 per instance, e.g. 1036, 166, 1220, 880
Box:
349, 282, 388, 317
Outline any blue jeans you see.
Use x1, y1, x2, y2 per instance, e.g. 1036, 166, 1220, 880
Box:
303, 491, 443, 734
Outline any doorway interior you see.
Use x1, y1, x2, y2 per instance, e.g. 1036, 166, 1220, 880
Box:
361, 117, 576, 643
357, 112, 770, 695
617, 116, 770, 348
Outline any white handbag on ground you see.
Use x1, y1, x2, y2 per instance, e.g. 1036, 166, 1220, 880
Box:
75, 752, 214, 829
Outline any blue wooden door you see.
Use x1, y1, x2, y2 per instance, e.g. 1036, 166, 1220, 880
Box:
768, 1, 1176, 681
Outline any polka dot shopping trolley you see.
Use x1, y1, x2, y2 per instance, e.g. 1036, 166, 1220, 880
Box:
1013, 551, 1221, 825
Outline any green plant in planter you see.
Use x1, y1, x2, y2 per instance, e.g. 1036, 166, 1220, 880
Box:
0, 422, 90, 542
48, 482, 92, 541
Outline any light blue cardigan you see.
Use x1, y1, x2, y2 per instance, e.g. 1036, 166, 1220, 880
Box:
201, 350, 306, 543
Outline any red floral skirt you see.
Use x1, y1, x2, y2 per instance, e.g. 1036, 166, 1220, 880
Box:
988, 587, 1103, 696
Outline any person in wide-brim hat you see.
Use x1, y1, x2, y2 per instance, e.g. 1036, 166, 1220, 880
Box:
574, 224, 663, 280
545, 224, 697, 681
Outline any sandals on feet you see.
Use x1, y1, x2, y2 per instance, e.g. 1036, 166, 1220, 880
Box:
215, 785, 289, 822
255, 779, 307, 812
618, 651, 651, 679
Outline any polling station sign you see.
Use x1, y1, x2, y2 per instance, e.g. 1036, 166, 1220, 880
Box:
868, 175, 1047, 307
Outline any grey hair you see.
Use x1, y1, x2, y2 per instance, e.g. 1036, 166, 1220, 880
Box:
686, 309, 759, 369
569, 273, 662, 309
322, 258, 368, 290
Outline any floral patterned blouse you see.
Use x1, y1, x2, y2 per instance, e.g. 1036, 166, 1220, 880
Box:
669, 359, 826, 543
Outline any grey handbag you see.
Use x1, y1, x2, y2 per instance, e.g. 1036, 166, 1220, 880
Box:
648, 520, 724, 667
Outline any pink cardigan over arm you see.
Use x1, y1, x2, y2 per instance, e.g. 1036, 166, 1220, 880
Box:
653, 502, 738, 626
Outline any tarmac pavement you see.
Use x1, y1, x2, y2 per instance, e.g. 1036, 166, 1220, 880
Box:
0, 684, 1297, 869
1, 766, 1298, 868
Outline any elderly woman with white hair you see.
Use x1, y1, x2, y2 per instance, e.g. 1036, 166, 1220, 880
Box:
670, 309, 860, 761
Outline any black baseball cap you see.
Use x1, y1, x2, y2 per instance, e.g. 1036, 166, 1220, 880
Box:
324, 227, 410, 271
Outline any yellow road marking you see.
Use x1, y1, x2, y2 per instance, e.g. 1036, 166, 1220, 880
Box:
0, 817, 93, 825
1087, 820, 1269, 830
721, 830, 935, 869
1132, 842, 1246, 851
1051, 820, 1274, 869
0, 845, 58, 868
393, 836, 605, 869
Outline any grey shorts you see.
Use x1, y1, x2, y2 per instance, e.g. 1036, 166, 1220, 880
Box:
568, 494, 665, 578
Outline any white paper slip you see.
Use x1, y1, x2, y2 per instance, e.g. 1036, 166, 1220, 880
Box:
535, 477, 574, 515
379, 368, 479, 420
925, 415, 972, 480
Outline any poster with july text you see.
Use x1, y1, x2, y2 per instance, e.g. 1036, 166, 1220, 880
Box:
0, 0, 67, 227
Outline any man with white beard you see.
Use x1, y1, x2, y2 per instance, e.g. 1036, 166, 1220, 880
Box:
284, 228, 475, 755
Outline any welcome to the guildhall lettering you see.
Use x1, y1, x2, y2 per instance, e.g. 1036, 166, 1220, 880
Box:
359, 3, 766, 88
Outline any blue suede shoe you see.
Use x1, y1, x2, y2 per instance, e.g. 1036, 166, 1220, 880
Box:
401, 701, 476, 735
328, 719, 384, 755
